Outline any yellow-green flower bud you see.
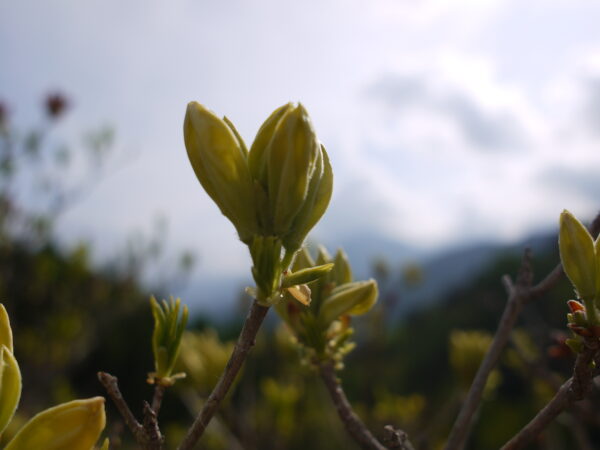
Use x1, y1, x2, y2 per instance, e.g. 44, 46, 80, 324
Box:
249, 103, 294, 187
0, 304, 13, 353
282, 145, 333, 252
596, 236, 600, 303
320, 279, 378, 325
5, 397, 105, 450
0, 345, 21, 435
184, 102, 258, 243
559, 210, 596, 300
265, 104, 321, 237
150, 296, 189, 382
332, 249, 353, 285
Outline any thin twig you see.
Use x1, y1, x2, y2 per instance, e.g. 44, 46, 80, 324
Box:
178, 300, 269, 450
320, 361, 414, 450
319, 362, 386, 450
143, 401, 164, 450
151, 384, 166, 416
444, 212, 600, 450
444, 249, 533, 450
501, 343, 598, 449
98, 372, 146, 446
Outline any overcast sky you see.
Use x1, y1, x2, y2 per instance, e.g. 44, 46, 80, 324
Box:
2, 1, 600, 301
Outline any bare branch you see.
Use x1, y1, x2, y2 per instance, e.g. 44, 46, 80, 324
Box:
501, 343, 598, 449
319, 362, 386, 450
444, 249, 532, 450
98, 371, 147, 447
151, 384, 166, 416
320, 361, 414, 450
142, 401, 164, 450
178, 300, 269, 450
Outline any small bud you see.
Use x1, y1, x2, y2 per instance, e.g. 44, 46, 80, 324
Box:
565, 338, 584, 354
0, 304, 13, 352
559, 210, 596, 300
572, 310, 588, 326
184, 102, 258, 243
320, 280, 379, 325
5, 397, 105, 450
332, 249, 353, 285
567, 299, 585, 313
98, 438, 110, 450
281, 263, 334, 288
150, 296, 189, 382
0, 345, 21, 435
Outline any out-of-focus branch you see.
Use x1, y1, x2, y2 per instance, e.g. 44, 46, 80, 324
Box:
444, 211, 600, 450
319, 361, 414, 450
178, 300, 269, 450
98, 371, 163, 449
501, 342, 598, 449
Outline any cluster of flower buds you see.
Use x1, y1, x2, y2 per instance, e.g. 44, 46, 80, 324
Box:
184, 102, 333, 303
148, 296, 189, 386
559, 210, 600, 353
0, 304, 107, 449
275, 246, 378, 368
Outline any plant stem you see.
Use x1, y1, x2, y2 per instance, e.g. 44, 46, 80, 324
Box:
319, 361, 414, 450
178, 300, 269, 450
501, 343, 598, 449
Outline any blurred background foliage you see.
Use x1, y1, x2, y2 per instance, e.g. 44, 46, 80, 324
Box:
1, 94, 599, 449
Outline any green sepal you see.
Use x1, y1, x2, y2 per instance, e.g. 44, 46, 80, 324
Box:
281, 263, 334, 288
250, 236, 283, 303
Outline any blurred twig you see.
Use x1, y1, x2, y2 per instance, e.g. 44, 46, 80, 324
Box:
501, 340, 599, 449
319, 361, 414, 450
178, 300, 269, 450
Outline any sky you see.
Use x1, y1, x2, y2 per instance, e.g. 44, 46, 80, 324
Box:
2, 0, 600, 309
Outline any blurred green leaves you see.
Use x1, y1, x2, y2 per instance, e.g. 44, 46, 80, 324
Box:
149, 296, 189, 384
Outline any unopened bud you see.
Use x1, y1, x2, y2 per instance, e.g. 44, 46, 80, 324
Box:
567, 299, 585, 313
320, 280, 379, 325
0, 304, 13, 352
0, 345, 21, 435
559, 210, 596, 300
184, 102, 258, 243
266, 104, 321, 237
5, 397, 105, 450
332, 249, 353, 285
150, 296, 189, 381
